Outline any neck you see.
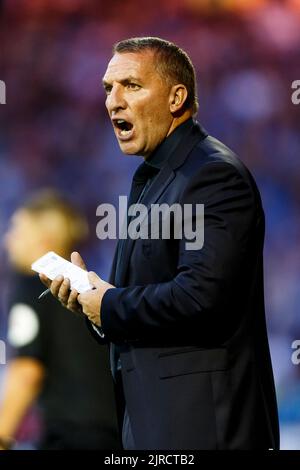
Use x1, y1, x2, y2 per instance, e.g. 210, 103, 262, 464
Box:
166, 110, 193, 138
143, 110, 193, 160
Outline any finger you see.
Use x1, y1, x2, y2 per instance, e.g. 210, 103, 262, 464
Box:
77, 293, 88, 316
57, 278, 71, 304
50, 275, 64, 297
88, 271, 103, 288
67, 289, 80, 312
71, 251, 87, 270
39, 273, 51, 288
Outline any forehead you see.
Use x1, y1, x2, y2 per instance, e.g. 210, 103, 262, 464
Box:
9, 210, 33, 230
103, 51, 158, 82
12, 209, 30, 223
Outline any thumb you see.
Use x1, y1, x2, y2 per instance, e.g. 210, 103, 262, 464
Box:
88, 271, 103, 288
71, 251, 87, 270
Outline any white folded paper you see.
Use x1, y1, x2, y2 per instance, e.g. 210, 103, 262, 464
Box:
31, 251, 92, 293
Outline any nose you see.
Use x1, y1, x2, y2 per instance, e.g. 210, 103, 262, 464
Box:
106, 84, 127, 115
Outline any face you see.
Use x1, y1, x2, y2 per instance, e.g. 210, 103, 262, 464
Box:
4, 210, 44, 270
4, 209, 70, 272
103, 51, 174, 157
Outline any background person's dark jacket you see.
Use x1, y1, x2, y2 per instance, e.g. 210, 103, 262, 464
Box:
6, 274, 120, 450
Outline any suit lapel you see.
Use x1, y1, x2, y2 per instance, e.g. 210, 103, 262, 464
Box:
116, 166, 174, 287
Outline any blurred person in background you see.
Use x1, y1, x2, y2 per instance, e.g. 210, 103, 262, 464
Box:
0, 190, 120, 450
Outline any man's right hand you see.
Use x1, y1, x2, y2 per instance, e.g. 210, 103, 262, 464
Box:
39, 251, 86, 315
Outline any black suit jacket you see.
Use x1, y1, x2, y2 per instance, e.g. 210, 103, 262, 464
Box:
89, 122, 279, 450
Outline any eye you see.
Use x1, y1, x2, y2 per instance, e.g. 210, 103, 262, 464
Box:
104, 85, 112, 95
103, 82, 112, 95
126, 83, 140, 91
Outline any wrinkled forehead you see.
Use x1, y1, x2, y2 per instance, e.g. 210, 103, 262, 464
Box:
103, 51, 158, 83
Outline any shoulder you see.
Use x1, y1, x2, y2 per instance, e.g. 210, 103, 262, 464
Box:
180, 132, 261, 204
185, 132, 246, 176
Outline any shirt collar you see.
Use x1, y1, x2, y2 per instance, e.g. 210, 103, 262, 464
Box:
133, 117, 194, 182
145, 117, 194, 170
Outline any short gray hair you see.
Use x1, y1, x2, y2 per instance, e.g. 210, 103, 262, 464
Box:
113, 37, 199, 114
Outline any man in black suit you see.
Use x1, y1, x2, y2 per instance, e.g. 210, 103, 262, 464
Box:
41, 37, 280, 450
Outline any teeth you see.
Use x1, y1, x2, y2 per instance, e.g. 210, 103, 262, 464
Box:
120, 129, 131, 135
117, 119, 125, 124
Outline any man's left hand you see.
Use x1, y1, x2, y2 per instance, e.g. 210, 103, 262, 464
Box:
78, 272, 114, 327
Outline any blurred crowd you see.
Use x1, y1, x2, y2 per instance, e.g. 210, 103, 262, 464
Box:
0, 0, 300, 448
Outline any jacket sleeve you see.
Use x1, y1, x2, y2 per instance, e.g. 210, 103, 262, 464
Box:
85, 317, 109, 345
100, 161, 258, 343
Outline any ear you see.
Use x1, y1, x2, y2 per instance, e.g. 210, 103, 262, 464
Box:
169, 84, 188, 114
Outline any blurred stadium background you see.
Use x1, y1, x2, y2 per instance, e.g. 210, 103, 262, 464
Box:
0, 0, 300, 449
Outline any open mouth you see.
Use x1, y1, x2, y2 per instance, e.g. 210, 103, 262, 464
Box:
112, 118, 134, 139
